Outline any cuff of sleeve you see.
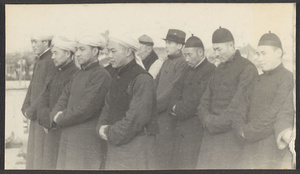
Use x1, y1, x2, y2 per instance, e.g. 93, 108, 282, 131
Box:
277, 128, 293, 150
54, 111, 65, 126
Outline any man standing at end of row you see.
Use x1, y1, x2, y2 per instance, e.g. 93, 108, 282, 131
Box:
49, 31, 111, 170
21, 32, 56, 169
169, 35, 215, 169
237, 32, 295, 169
153, 29, 187, 169
197, 27, 258, 169
97, 35, 158, 170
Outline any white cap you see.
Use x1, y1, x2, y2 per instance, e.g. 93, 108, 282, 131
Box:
75, 30, 107, 49
109, 32, 139, 52
51, 36, 76, 53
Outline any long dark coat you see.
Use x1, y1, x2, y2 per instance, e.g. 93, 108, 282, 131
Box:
50, 61, 111, 170
31, 61, 79, 169
169, 58, 215, 169
21, 49, 56, 169
238, 64, 294, 169
197, 50, 258, 169
153, 52, 187, 169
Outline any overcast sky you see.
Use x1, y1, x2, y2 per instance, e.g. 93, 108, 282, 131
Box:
6, 3, 295, 59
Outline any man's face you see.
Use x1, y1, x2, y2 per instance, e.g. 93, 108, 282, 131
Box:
212, 42, 233, 63
107, 41, 129, 68
75, 43, 97, 66
31, 39, 49, 55
257, 45, 281, 71
165, 40, 182, 56
51, 46, 70, 67
183, 47, 203, 68
137, 44, 150, 60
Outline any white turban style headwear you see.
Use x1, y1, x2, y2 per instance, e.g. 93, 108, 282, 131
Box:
76, 30, 107, 49
51, 36, 76, 53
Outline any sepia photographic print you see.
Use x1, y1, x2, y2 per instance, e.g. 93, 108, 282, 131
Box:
5, 3, 296, 170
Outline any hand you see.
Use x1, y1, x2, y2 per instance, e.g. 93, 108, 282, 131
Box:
99, 125, 108, 141
53, 111, 63, 123
282, 129, 292, 144
43, 128, 49, 134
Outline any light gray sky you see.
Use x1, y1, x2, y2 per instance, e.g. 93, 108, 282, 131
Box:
6, 3, 295, 59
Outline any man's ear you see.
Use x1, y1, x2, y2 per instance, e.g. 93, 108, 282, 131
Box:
92, 47, 99, 57
125, 47, 132, 57
197, 48, 204, 56
65, 50, 71, 58
275, 48, 283, 58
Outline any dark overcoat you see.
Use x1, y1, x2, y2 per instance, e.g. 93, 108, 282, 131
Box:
153, 52, 186, 169
238, 64, 294, 169
197, 50, 258, 169
50, 61, 111, 170
21, 49, 56, 169
169, 58, 215, 169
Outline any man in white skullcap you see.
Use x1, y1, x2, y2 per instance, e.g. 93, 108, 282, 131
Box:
49, 31, 111, 170
25, 36, 79, 169
21, 32, 56, 169
96, 33, 159, 169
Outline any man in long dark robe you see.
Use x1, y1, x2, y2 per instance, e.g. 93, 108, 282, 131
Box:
26, 36, 79, 169
237, 32, 295, 169
49, 31, 111, 170
21, 32, 56, 169
97, 34, 158, 170
169, 35, 215, 169
197, 27, 258, 169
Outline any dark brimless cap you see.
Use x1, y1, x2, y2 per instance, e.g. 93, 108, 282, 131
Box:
163, 29, 186, 44
185, 34, 204, 49
212, 26, 234, 44
258, 31, 282, 49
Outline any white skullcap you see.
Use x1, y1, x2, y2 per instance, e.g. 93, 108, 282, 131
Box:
31, 31, 53, 41
109, 32, 139, 52
51, 36, 76, 53
75, 30, 107, 49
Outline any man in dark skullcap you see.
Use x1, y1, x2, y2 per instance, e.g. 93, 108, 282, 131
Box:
197, 27, 258, 169
237, 32, 295, 169
169, 35, 215, 169
153, 29, 187, 169
137, 35, 159, 71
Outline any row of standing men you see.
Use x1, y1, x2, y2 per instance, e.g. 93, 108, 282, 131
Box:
21, 27, 294, 170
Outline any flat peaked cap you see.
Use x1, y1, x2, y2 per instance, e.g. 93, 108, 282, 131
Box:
76, 30, 107, 49
138, 35, 154, 46
110, 32, 139, 52
258, 31, 282, 49
52, 36, 76, 53
185, 34, 204, 49
212, 26, 234, 44
163, 29, 186, 44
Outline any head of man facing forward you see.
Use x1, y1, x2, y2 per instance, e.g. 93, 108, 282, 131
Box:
182, 34, 205, 68
164, 29, 185, 57
212, 27, 236, 64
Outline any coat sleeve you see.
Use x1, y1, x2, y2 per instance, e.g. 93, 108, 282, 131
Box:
21, 81, 33, 117
173, 68, 214, 120
96, 92, 111, 136
157, 60, 186, 113
107, 74, 156, 146
35, 83, 52, 129
54, 71, 111, 127
197, 77, 213, 126
205, 65, 257, 133
243, 73, 294, 142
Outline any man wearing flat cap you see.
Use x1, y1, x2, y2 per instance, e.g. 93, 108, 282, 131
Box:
237, 32, 294, 169
137, 35, 159, 71
21, 32, 56, 169
197, 27, 258, 169
169, 35, 215, 169
97, 33, 158, 169
153, 29, 187, 169
49, 31, 111, 170
25, 36, 79, 169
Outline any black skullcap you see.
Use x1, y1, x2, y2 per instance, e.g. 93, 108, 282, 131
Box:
185, 34, 204, 49
212, 26, 234, 44
258, 31, 282, 49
